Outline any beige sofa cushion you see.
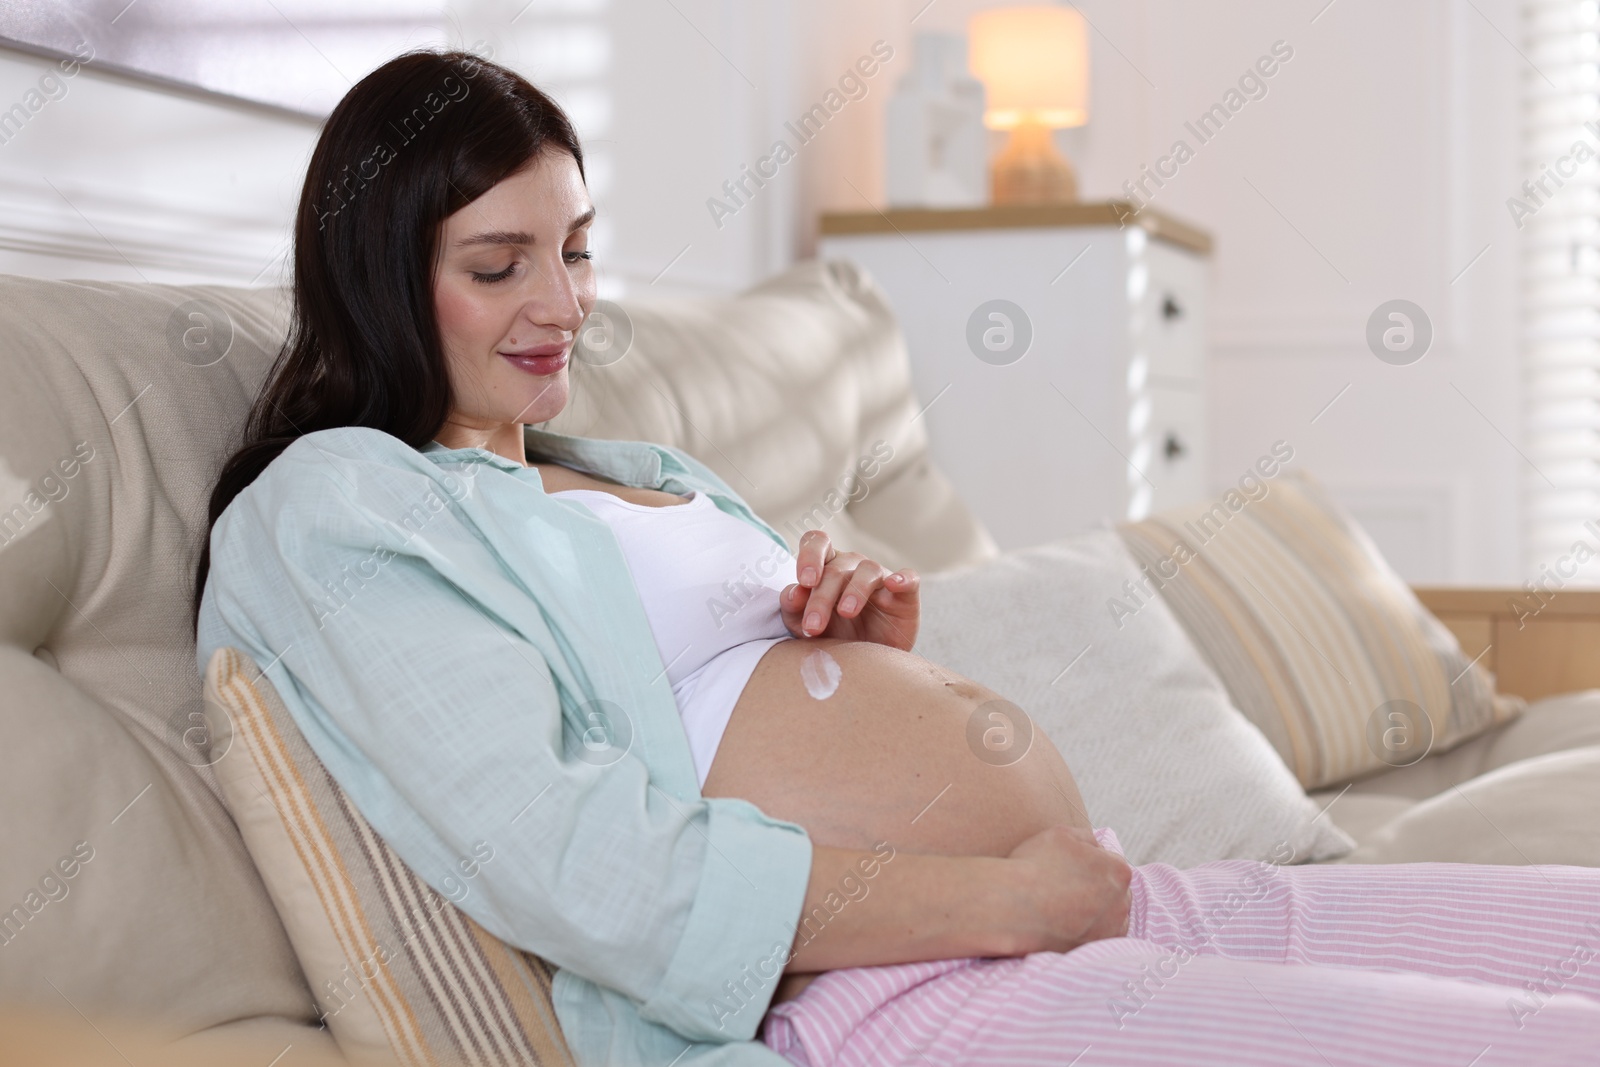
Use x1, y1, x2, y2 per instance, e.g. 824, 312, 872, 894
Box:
0, 276, 327, 1046
1332, 688, 1600, 801
1331, 747, 1600, 866
1308, 689, 1600, 865
0, 1006, 355, 1067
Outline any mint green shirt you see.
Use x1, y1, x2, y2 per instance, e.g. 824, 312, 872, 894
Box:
196, 424, 814, 1067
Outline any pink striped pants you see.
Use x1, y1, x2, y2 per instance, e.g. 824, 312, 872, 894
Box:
763, 830, 1600, 1066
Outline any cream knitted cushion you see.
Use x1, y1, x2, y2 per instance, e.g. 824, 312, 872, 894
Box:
913, 528, 1355, 868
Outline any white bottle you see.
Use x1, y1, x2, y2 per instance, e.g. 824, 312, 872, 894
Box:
885, 32, 988, 208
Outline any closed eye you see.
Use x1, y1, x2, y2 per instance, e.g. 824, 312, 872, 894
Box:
471, 263, 517, 285
471, 250, 592, 285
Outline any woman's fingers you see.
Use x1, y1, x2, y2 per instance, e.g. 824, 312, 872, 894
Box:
783, 536, 918, 641
799, 553, 867, 635
795, 530, 833, 588
1004, 824, 1134, 951
779, 582, 814, 637
884, 567, 919, 597
836, 559, 889, 619
862, 569, 920, 650
870, 568, 920, 613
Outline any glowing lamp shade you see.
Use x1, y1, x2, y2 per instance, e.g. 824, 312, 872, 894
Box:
967, 5, 1088, 203
969, 7, 1089, 130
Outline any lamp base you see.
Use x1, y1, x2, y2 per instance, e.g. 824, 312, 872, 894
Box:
990, 121, 1078, 205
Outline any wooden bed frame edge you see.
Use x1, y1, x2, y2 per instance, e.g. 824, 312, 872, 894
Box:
1413, 586, 1600, 702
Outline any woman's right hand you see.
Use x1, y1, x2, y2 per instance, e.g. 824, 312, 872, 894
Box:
782, 830, 1133, 982
1000, 825, 1133, 954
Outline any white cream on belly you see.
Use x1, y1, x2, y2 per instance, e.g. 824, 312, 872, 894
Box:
800, 647, 842, 700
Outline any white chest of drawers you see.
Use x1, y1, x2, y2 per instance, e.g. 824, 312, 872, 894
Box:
819, 203, 1213, 551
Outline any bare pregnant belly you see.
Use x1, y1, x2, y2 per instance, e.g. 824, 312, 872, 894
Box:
701, 637, 1092, 858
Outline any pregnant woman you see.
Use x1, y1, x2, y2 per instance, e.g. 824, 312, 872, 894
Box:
194, 50, 1600, 1067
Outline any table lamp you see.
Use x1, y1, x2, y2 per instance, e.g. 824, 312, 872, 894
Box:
968, 5, 1089, 204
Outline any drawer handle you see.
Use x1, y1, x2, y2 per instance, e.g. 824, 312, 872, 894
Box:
1162, 294, 1183, 321
1164, 433, 1186, 461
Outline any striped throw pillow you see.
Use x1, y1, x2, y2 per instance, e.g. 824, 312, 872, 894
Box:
203, 646, 575, 1067
1118, 470, 1525, 789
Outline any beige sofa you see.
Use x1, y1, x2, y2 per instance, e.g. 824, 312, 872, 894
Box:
3, 261, 1598, 1061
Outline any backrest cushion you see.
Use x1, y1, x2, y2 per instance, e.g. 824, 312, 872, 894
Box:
205, 646, 574, 1066
0, 277, 318, 1030
1119, 469, 1526, 789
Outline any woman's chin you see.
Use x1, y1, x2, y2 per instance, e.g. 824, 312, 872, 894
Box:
506, 370, 569, 425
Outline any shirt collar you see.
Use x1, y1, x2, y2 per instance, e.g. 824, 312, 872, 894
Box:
418, 424, 668, 490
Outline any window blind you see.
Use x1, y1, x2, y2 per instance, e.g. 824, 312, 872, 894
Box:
1524, 0, 1600, 583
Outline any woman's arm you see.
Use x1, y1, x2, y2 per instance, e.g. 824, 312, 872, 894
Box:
786, 826, 1132, 977
198, 432, 816, 1046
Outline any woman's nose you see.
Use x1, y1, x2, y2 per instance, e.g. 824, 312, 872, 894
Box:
516, 260, 586, 335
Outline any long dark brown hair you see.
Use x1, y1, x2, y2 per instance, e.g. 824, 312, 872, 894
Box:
193, 48, 585, 631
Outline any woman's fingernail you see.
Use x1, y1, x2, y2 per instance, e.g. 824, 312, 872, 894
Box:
801, 567, 818, 585
840, 595, 858, 613
805, 612, 821, 632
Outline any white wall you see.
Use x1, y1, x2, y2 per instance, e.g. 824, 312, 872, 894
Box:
1113, 0, 1523, 588
788, 0, 1527, 585
0, 0, 1527, 582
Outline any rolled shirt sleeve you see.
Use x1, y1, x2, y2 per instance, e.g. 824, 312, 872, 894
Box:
196, 428, 813, 1046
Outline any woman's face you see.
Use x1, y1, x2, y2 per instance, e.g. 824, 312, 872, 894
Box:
432, 148, 596, 454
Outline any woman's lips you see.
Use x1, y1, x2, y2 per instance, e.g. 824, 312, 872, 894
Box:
499, 347, 569, 376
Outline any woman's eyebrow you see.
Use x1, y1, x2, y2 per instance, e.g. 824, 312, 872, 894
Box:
455, 208, 597, 249
455, 229, 533, 249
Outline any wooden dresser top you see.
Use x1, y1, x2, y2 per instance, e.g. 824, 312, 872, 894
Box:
819, 201, 1213, 255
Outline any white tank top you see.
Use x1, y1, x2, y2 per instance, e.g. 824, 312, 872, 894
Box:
551, 488, 797, 785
